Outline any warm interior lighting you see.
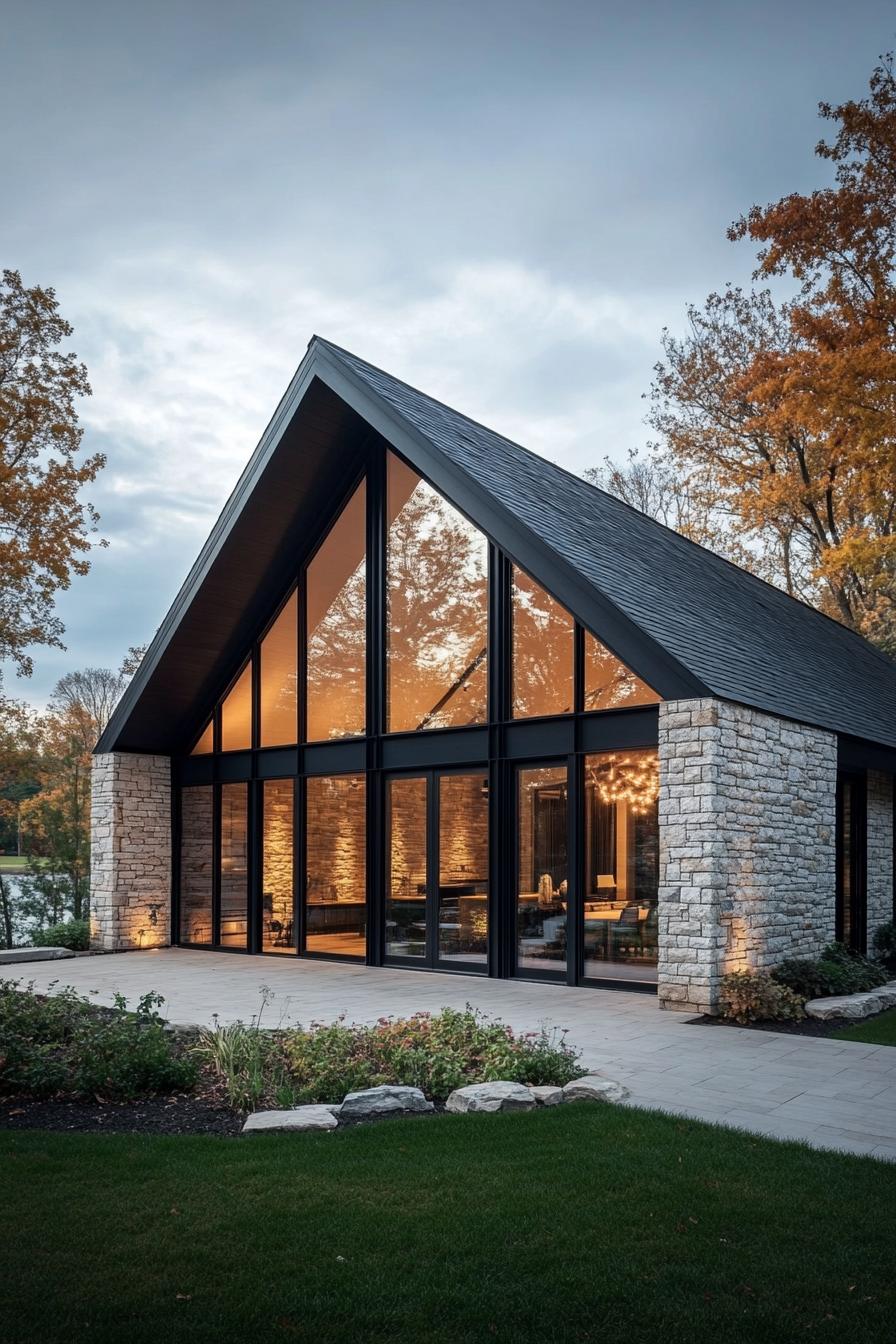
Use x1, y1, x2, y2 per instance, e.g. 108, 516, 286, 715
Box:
259, 590, 298, 747
220, 662, 252, 752
306, 775, 366, 956
262, 778, 294, 953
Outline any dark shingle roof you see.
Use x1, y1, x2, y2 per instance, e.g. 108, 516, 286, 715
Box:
319, 337, 896, 750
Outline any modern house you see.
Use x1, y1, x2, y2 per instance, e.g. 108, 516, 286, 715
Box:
92, 337, 896, 1012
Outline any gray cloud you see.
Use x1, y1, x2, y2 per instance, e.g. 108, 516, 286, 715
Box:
2, 0, 892, 703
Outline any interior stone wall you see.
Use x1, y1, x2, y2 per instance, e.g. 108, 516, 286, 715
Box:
867, 769, 895, 944
306, 775, 366, 901
262, 779, 294, 933
658, 699, 837, 1013
438, 775, 488, 884
91, 752, 172, 950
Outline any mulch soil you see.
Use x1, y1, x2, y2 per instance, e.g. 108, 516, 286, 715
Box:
691, 1014, 854, 1038
0, 1091, 243, 1136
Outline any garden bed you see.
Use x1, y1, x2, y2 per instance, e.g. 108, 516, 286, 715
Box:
0, 979, 588, 1136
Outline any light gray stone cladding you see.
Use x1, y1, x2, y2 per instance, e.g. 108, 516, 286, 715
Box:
90, 752, 172, 950
867, 769, 894, 943
657, 699, 838, 1014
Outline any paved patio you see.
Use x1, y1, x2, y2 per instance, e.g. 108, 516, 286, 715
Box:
14, 948, 896, 1160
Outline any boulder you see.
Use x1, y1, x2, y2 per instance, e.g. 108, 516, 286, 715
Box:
338, 1085, 434, 1118
242, 1106, 338, 1133
445, 1081, 536, 1114
562, 1075, 629, 1104
529, 1085, 564, 1106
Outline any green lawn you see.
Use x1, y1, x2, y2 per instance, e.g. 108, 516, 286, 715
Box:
0, 855, 30, 871
3, 1105, 894, 1344
834, 1007, 896, 1046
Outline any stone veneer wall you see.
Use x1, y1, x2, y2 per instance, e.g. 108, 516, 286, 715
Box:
866, 770, 895, 942
658, 699, 837, 1013
91, 752, 172, 950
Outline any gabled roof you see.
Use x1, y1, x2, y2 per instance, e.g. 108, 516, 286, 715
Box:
98, 335, 896, 754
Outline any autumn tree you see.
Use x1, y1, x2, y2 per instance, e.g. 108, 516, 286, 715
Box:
626, 56, 896, 650
0, 269, 104, 684
0, 693, 42, 947
585, 447, 753, 569
3, 650, 143, 943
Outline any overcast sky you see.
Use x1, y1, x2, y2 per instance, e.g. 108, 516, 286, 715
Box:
2, 0, 893, 706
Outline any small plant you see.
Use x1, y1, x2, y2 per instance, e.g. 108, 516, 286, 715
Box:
36, 919, 90, 951
773, 942, 887, 999
194, 1020, 290, 1113
719, 972, 806, 1024
872, 921, 896, 976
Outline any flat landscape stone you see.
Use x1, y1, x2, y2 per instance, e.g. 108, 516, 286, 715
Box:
529, 1085, 564, 1106
338, 1084, 434, 1118
562, 1075, 629, 1104
242, 1106, 338, 1133
0, 947, 75, 965
445, 1081, 536, 1113
806, 981, 896, 1021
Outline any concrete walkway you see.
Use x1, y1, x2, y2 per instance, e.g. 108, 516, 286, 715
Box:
13, 948, 896, 1161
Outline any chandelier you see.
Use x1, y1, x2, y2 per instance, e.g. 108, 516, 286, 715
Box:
589, 751, 659, 815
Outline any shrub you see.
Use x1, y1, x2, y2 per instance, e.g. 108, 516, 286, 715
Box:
773, 943, 887, 999
36, 919, 90, 951
72, 991, 197, 1100
0, 980, 196, 1101
195, 1005, 585, 1111
719, 972, 806, 1024
872, 921, 896, 976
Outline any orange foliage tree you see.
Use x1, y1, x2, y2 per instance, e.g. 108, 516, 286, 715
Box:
640, 57, 896, 650
0, 269, 104, 681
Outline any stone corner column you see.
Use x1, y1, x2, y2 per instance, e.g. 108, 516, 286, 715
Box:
656, 697, 838, 1016
656, 698, 726, 1015
90, 752, 172, 951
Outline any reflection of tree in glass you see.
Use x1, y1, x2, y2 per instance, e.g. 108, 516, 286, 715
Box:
512, 570, 574, 718
387, 478, 488, 732
584, 632, 659, 711
307, 545, 366, 740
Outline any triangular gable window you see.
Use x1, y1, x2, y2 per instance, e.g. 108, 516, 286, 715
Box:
190, 720, 214, 755
584, 631, 660, 710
